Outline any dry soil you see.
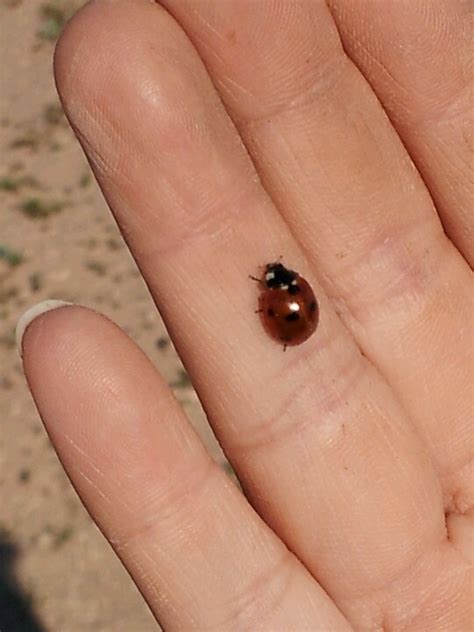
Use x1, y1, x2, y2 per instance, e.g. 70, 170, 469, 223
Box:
0, 2, 226, 630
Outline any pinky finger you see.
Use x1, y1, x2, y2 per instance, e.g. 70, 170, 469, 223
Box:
19, 303, 350, 631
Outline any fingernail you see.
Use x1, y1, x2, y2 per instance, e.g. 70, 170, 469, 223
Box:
16, 300, 73, 357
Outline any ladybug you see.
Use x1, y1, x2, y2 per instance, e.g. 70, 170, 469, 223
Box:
252, 262, 319, 349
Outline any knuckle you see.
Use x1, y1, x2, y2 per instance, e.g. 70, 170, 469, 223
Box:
110, 459, 216, 551
211, 553, 295, 630
334, 221, 447, 328
235, 332, 367, 455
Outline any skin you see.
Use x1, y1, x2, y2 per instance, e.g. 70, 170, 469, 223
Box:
21, 1, 472, 630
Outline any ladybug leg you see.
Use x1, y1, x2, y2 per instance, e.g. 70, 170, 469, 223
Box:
283, 344, 288, 352
254, 308, 263, 314
249, 275, 262, 284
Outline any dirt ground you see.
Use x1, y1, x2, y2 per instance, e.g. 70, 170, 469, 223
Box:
0, 2, 225, 630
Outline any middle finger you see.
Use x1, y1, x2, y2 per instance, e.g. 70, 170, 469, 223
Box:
55, 1, 446, 626
160, 0, 473, 502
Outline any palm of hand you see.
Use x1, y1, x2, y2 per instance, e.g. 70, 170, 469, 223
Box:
21, 1, 472, 630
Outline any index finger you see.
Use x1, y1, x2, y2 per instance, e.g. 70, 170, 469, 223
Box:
21, 304, 350, 630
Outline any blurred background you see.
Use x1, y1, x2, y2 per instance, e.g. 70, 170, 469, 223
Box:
1, 2, 225, 630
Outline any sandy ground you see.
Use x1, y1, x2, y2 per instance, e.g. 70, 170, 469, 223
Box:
1, 2, 225, 630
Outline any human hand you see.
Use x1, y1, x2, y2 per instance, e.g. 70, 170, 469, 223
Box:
18, 1, 472, 629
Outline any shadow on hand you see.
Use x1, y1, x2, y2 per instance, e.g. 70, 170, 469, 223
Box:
0, 528, 46, 632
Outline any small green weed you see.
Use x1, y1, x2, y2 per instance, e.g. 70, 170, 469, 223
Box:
170, 368, 192, 389
38, 4, 67, 41
0, 178, 17, 192
0, 244, 23, 266
18, 468, 31, 483
0, 175, 39, 192
156, 336, 170, 350
79, 172, 92, 188
29, 273, 42, 292
10, 132, 39, 150
85, 260, 107, 276
43, 103, 65, 126
20, 197, 64, 218
53, 526, 74, 547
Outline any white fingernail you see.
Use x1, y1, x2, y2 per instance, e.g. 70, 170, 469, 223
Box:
16, 300, 73, 356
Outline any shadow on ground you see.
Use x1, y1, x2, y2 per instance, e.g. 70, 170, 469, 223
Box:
0, 529, 46, 632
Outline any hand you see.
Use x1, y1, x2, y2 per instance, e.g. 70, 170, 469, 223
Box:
19, 1, 472, 629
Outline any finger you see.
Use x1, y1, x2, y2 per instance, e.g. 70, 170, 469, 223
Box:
53, 2, 455, 627
21, 304, 349, 631
159, 0, 474, 504
328, 0, 474, 266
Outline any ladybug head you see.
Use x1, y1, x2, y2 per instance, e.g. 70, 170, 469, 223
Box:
264, 262, 297, 289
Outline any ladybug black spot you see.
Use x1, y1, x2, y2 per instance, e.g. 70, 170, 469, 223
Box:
267, 307, 275, 317
288, 284, 300, 295
310, 301, 317, 312
285, 312, 300, 322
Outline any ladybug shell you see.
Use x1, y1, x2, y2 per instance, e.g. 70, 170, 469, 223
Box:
259, 274, 319, 346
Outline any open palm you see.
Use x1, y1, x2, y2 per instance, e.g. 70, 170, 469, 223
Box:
20, 1, 472, 629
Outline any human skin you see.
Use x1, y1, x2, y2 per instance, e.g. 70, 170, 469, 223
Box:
19, 1, 472, 630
